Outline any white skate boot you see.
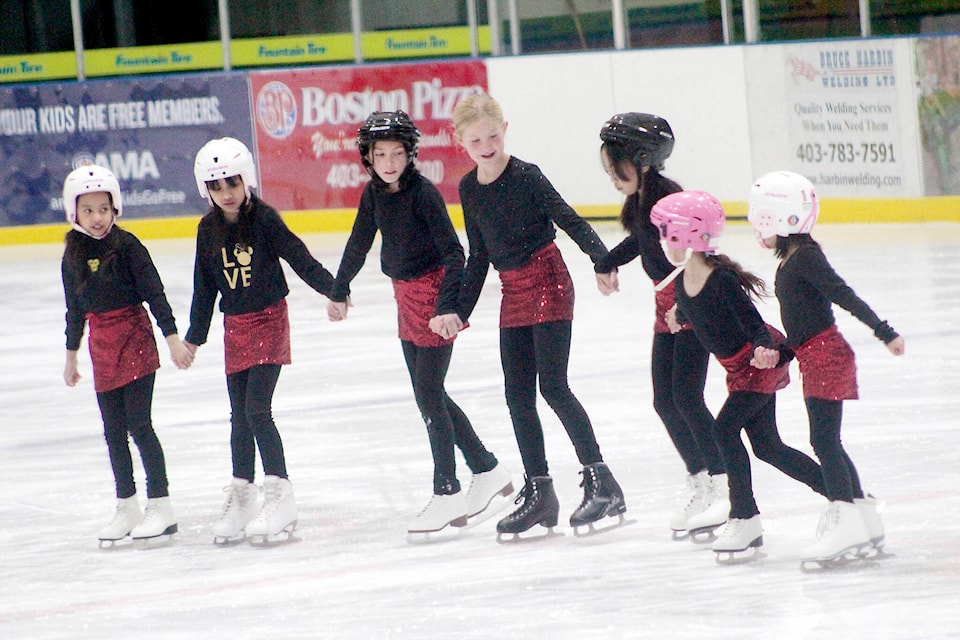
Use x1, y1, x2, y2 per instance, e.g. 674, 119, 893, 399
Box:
464, 463, 514, 519
245, 476, 297, 544
684, 473, 730, 543
212, 478, 260, 545
670, 470, 709, 540
130, 497, 178, 545
98, 496, 142, 548
713, 515, 763, 563
408, 491, 469, 540
800, 501, 871, 569
854, 494, 886, 556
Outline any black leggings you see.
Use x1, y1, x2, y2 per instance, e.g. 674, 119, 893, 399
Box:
226, 364, 286, 482
96, 373, 169, 499
651, 330, 725, 475
806, 397, 864, 502
714, 391, 826, 519
500, 321, 601, 478
402, 341, 497, 493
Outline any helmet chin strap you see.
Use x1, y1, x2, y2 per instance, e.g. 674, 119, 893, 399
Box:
655, 245, 691, 292
72, 219, 115, 240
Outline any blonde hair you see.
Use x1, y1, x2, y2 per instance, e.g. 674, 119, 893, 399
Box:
452, 93, 504, 137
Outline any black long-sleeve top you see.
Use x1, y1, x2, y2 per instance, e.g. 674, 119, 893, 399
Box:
185, 196, 334, 346
775, 242, 897, 348
62, 227, 178, 350
458, 156, 609, 320
330, 173, 464, 316
675, 267, 775, 360
594, 172, 680, 281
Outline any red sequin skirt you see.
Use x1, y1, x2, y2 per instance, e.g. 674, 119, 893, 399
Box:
653, 279, 691, 334
716, 324, 790, 394
224, 298, 291, 375
795, 324, 858, 400
87, 304, 160, 393
499, 243, 575, 328
393, 268, 465, 348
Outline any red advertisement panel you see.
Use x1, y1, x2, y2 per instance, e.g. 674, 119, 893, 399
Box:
249, 61, 487, 211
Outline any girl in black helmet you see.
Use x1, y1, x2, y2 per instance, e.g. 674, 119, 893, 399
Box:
597, 113, 728, 540
327, 110, 513, 538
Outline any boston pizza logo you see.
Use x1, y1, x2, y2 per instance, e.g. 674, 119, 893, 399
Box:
256, 81, 297, 140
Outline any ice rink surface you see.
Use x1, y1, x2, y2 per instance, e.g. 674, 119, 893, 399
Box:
1, 221, 958, 639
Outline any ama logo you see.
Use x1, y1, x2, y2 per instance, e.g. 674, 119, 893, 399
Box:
72, 150, 160, 180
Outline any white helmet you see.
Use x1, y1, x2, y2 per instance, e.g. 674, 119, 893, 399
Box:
194, 137, 257, 204
748, 171, 819, 240
63, 164, 122, 228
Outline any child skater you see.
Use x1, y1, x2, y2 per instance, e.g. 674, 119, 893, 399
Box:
652, 190, 828, 561
184, 137, 335, 544
447, 92, 626, 539
597, 113, 728, 539
748, 170, 903, 565
326, 111, 513, 537
61, 164, 192, 547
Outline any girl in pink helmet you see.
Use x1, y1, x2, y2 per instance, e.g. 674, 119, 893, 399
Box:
652, 190, 827, 562
61, 164, 192, 547
184, 137, 335, 545
748, 170, 904, 568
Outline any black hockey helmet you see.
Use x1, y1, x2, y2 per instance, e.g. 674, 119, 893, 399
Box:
599, 112, 674, 171
357, 110, 421, 165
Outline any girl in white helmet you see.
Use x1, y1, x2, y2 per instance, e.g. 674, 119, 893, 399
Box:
748, 170, 904, 567
327, 111, 513, 538
61, 164, 192, 547
653, 190, 828, 562
183, 137, 335, 544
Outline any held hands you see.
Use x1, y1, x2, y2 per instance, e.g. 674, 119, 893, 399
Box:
596, 271, 620, 296
664, 304, 682, 334
429, 313, 463, 340
750, 346, 780, 369
327, 296, 353, 322
167, 334, 194, 370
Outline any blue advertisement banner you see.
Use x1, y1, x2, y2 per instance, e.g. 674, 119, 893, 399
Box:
0, 73, 252, 227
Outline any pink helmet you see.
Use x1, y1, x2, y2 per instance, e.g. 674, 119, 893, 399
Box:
748, 170, 819, 240
650, 190, 725, 254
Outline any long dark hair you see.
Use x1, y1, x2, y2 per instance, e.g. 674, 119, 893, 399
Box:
773, 233, 819, 259
207, 188, 256, 249
602, 141, 681, 232
704, 253, 769, 301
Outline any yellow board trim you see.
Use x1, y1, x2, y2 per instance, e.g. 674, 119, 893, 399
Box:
84, 43, 223, 77
3, 198, 958, 246
231, 34, 355, 67
0, 52, 77, 84
361, 26, 491, 59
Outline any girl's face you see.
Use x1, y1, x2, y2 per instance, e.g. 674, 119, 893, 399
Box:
760, 235, 777, 249
601, 149, 640, 196
368, 140, 408, 190
75, 192, 116, 239
206, 175, 246, 215
456, 116, 507, 170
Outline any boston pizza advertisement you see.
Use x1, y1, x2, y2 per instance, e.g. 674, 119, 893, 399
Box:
0, 74, 252, 227
249, 61, 487, 211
